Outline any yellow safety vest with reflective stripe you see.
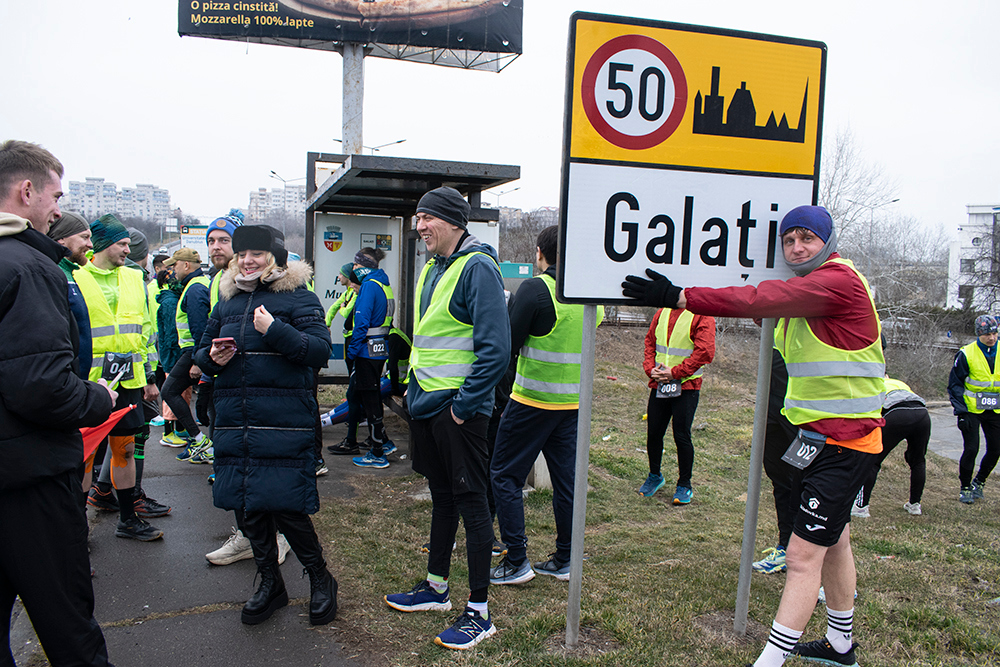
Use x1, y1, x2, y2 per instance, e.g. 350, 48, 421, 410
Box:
961, 341, 1000, 413
145, 280, 161, 367
363, 278, 395, 339
75, 264, 149, 389
654, 308, 706, 383
775, 258, 886, 426
176, 275, 210, 349
209, 273, 222, 312
410, 252, 497, 392
512, 274, 590, 409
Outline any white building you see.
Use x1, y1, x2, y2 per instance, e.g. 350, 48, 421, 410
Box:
947, 204, 1000, 311
65, 177, 118, 220
63, 177, 171, 224
248, 185, 307, 222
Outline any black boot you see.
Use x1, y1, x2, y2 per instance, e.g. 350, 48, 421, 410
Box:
304, 562, 337, 625
241, 563, 288, 625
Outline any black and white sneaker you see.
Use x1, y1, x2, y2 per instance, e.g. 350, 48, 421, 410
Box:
789, 638, 859, 667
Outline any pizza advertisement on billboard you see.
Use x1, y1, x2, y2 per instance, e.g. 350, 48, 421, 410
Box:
178, 0, 522, 70
558, 13, 826, 303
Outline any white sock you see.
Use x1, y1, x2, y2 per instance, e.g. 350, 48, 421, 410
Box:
754, 620, 802, 667
426, 577, 448, 593
825, 606, 853, 653
195, 432, 208, 445
466, 600, 488, 619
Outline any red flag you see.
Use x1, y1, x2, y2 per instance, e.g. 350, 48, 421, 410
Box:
81, 404, 137, 461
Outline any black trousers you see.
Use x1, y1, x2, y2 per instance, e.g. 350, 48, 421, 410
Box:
959, 409, 1000, 487
161, 349, 200, 437
0, 470, 112, 667
243, 510, 325, 570
411, 409, 493, 602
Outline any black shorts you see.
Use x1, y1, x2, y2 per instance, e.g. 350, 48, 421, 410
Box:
410, 408, 490, 496
351, 356, 385, 392
109, 387, 145, 435
793, 443, 878, 547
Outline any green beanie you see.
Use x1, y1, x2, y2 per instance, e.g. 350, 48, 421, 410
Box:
90, 214, 130, 254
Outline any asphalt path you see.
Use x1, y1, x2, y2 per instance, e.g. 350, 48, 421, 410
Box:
12, 418, 410, 667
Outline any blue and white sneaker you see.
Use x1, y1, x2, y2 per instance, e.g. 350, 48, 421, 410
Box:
638, 473, 666, 497
353, 451, 389, 469
752, 546, 786, 574
434, 607, 496, 650
189, 445, 214, 464
175, 442, 198, 462
385, 580, 452, 612
672, 485, 694, 505
490, 556, 535, 585
150, 416, 165, 427
381, 440, 398, 456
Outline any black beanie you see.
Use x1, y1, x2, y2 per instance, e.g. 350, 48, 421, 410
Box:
233, 224, 288, 267
416, 186, 470, 230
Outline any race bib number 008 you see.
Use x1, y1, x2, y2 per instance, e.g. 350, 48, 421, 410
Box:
656, 381, 681, 398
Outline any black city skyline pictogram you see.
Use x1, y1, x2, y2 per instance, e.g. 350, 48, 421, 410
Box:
692, 66, 808, 143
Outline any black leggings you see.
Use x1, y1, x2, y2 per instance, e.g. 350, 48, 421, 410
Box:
860, 405, 930, 506
645, 388, 699, 487
161, 348, 200, 437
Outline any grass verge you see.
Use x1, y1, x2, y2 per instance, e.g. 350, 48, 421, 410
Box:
312, 327, 1000, 667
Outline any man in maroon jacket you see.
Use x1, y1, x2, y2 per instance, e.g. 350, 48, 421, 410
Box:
624, 205, 883, 667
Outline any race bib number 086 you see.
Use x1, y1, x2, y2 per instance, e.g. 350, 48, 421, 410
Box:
976, 392, 999, 411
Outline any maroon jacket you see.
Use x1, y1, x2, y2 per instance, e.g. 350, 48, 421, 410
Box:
684, 253, 883, 441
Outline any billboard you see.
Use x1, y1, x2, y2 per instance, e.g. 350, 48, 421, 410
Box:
558, 13, 826, 303
178, 0, 522, 71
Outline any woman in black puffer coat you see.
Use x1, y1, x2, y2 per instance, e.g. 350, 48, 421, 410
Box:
194, 225, 335, 627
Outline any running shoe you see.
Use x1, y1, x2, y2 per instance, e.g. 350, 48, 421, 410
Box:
385, 580, 452, 612
208, 473, 215, 485
115, 516, 164, 541
638, 473, 666, 497
434, 608, 496, 650
327, 438, 360, 455
176, 442, 199, 462
379, 439, 398, 456
315, 459, 329, 476
533, 553, 571, 580
150, 416, 165, 427
960, 486, 975, 504
134, 492, 171, 518
492, 539, 507, 557
87, 485, 119, 512
971, 478, 986, 500
490, 556, 535, 585
189, 445, 214, 464
206, 527, 253, 565
353, 451, 389, 468
903, 501, 922, 515
752, 545, 786, 574
789, 638, 859, 666
672, 485, 694, 505
851, 503, 870, 518
159, 431, 187, 447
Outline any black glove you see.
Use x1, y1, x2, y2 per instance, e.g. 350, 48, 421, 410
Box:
957, 413, 973, 432
621, 269, 682, 307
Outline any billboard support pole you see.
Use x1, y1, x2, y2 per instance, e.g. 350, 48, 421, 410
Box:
734, 318, 774, 635
342, 42, 365, 155
566, 304, 597, 647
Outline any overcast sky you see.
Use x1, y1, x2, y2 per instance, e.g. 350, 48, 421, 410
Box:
2, 0, 996, 233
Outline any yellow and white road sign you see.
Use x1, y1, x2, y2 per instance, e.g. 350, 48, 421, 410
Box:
558, 13, 826, 302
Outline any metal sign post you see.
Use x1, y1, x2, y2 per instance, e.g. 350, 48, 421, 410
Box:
566, 304, 598, 646
734, 318, 774, 634
342, 42, 365, 155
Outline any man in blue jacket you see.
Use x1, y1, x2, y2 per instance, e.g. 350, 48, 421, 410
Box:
384, 187, 510, 650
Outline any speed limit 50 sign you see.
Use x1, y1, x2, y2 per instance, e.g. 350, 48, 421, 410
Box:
558, 13, 826, 303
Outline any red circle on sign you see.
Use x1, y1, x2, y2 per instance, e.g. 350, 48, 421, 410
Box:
581, 34, 688, 150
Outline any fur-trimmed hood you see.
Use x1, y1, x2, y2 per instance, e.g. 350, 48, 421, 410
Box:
218, 259, 313, 301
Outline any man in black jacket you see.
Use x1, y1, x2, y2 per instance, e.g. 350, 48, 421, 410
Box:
0, 140, 116, 666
